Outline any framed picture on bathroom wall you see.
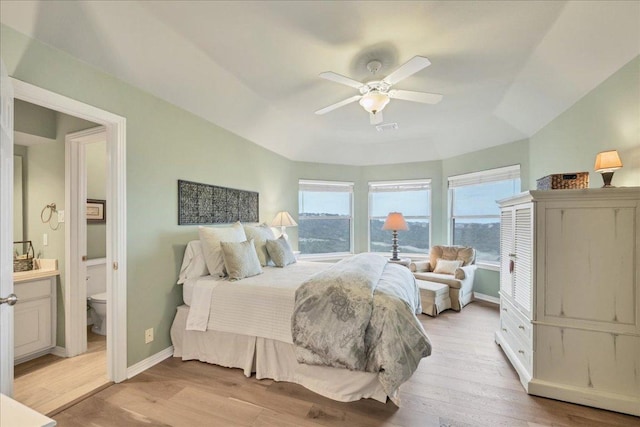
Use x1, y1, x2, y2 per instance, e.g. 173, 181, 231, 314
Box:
87, 199, 106, 223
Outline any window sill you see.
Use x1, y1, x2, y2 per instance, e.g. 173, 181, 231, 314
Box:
476, 262, 499, 272
298, 252, 353, 262
369, 252, 429, 261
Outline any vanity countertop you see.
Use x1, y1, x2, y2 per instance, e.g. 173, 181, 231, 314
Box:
13, 268, 60, 283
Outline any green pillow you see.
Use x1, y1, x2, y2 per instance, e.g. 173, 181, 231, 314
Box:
265, 236, 297, 268
220, 239, 263, 281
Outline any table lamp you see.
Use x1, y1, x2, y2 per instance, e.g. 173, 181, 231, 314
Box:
594, 150, 623, 187
382, 212, 409, 261
271, 211, 298, 240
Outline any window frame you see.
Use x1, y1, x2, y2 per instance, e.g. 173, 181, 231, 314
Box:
298, 179, 354, 258
368, 179, 432, 256
448, 165, 521, 268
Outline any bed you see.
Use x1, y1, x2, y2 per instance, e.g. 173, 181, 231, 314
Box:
170, 228, 431, 405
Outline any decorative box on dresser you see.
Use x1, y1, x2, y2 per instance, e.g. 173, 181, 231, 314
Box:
496, 188, 640, 417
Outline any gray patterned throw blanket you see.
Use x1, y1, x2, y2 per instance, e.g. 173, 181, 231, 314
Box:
292, 253, 432, 402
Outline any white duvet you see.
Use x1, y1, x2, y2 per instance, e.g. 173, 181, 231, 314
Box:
183, 261, 331, 343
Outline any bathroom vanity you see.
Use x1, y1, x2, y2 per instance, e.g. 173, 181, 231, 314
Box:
13, 266, 58, 364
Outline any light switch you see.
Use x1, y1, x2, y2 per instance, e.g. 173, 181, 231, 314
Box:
58, 210, 65, 223
43, 233, 48, 246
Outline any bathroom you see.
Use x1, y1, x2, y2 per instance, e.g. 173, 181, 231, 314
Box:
12, 99, 110, 415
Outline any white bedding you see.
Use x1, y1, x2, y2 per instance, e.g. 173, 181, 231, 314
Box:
183, 261, 331, 343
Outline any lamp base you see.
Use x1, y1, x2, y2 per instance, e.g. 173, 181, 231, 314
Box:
600, 171, 616, 188
390, 230, 400, 261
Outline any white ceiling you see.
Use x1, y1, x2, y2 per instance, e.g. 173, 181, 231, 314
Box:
1, 1, 638, 166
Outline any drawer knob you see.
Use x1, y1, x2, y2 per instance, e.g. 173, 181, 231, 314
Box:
502, 328, 507, 332
518, 325, 525, 330
518, 350, 525, 354
502, 308, 508, 312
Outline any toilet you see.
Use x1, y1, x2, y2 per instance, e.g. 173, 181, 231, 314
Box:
87, 292, 107, 335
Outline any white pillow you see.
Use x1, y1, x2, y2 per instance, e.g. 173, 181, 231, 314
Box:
433, 258, 462, 275
199, 222, 247, 277
243, 223, 276, 266
177, 240, 209, 284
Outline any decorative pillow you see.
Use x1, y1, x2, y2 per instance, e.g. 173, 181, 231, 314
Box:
243, 223, 276, 266
199, 222, 247, 277
177, 240, 209, 284
433, 258, 462, 275
220, 239, 263, 281
265, 236, 297, 268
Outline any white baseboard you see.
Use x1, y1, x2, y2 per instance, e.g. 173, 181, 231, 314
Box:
529, 378, 640, 417
51, 346, 67, 357
126, 346, 174, 379
474, 292, 499, 304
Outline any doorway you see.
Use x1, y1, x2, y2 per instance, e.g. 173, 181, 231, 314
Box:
13, 122, 110, 414
0, 77, 127, 404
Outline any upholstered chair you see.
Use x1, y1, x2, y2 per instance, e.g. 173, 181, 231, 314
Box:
411, 245, 477, 311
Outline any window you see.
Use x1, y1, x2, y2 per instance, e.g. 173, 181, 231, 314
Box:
449, 165, 521, 265
369, 180, 431, 254
298, 180, 353, 255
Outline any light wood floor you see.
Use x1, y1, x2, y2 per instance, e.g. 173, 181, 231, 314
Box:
14, 329, 110, 416
53, 302, 638, 426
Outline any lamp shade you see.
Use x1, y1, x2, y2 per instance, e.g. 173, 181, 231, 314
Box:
594, 150, 623, 172
382, 212, 409, 231
271, 211, 298, 228
359, 91, 390, 114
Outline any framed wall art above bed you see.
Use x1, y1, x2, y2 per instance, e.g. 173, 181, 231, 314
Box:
178, 179, 259, 225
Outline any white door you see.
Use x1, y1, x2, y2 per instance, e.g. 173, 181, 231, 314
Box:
0, 58, 16, 395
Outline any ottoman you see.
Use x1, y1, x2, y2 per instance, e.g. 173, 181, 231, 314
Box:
416, 279, 451, 317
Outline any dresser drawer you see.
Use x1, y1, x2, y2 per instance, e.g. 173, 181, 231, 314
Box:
500, 316, 532, 373
500, 298, 532, 342
14, 278, 53, 302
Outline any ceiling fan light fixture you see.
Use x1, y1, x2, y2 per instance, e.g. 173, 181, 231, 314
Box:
359, 91, 390, 114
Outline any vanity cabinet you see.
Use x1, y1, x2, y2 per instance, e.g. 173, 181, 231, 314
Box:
13, 272, 58, 363
496, 188, 640, 416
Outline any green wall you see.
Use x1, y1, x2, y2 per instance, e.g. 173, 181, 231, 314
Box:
529, 56, 640, 189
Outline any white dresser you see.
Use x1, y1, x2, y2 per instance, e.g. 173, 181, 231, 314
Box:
496, 188, 640, 416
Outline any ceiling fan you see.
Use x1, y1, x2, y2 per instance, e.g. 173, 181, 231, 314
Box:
315, 56, 443, 125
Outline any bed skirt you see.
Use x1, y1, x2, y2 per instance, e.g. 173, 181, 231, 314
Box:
170, 305, 389, 403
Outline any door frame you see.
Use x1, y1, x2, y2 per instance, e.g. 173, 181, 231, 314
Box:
65, 126, 107, 358
11, 78, 127, 384
0, 60, 15, 395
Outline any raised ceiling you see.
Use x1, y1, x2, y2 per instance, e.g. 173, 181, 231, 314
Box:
1, 1, 638, 165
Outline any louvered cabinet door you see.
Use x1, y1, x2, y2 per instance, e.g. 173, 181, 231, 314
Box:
513, 205, 533, 316
499, 208, 515, 298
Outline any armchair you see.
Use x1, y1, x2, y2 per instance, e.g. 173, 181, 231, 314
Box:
411, 245, 477, 311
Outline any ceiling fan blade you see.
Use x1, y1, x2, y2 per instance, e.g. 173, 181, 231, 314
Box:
370, 111, 383, 125
382, 56, 431, 86
319, 71, 364, 89
389, 89, 443, 104
315, 95, 362, 115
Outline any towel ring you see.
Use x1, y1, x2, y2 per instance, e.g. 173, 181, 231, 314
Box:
41, 203, 60, 231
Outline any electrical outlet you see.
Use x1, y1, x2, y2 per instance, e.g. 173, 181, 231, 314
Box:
58, 210, 65, 223
145, 328, 154, 344
43, 233, 48, 246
